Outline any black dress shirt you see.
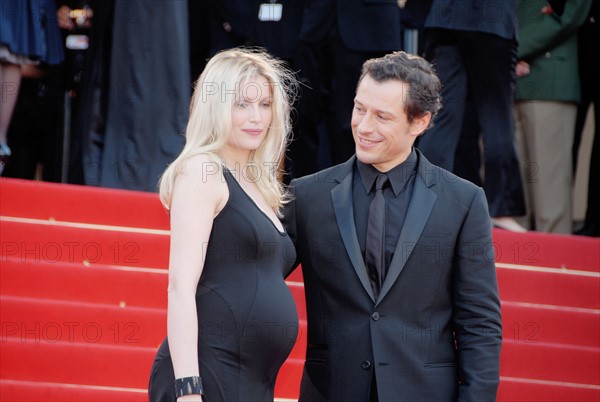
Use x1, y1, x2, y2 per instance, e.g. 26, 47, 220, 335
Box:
353, 149, 418, 284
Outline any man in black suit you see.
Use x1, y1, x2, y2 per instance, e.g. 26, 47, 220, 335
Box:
284, 51, 502, 401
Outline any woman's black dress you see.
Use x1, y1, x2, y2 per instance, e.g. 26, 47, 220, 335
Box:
149, 168, 298, 401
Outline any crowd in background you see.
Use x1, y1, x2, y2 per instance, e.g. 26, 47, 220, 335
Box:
0, 0, 597, 236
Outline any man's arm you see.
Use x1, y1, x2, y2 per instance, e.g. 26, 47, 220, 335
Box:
453, 187, 502, 402
283, 179, 301, 278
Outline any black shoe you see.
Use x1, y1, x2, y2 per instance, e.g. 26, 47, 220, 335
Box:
0, 143, 11, 176
574, 223, 600, 237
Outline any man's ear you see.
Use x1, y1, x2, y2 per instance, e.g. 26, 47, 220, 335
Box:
409, 112, 431, 137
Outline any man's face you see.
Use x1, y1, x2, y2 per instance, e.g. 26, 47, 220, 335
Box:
351, 75, 428, 172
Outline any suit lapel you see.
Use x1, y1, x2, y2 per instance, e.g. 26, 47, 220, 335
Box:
376, 155, 437, 305
331, 159, 376, 303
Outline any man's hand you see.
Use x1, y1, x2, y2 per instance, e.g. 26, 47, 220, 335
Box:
516, 60, 530, 78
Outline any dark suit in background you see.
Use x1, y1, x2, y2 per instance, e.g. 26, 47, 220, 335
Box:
289, 0, 402, 179
416, 0, 526, 220
208, 0, 253, 54
572, 1, 599, 237
252, 0, 303, 63
188, 0, 212, 82
208, 0, 303, 63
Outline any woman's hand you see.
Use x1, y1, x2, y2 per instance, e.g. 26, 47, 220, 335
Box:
57, 6, 75, 30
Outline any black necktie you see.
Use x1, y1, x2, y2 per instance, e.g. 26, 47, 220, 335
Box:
366, 173, 388, 299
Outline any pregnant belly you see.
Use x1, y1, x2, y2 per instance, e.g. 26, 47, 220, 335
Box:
241, 281, 299, 371
196, 280, 298, 370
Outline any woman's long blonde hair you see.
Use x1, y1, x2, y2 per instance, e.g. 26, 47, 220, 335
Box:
159, 48, 297, 213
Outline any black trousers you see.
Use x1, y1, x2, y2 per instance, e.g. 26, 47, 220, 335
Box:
417, 29, 525, 217
288, 28, 387, 180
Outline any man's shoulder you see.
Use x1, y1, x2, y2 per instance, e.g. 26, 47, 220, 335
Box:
418, 159, 483, 205
291, 160, 353, 189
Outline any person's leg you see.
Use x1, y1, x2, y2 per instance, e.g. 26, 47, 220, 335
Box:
287, 39, 330, 179
0, 62, 22, 171
454, 93, 483, 186
519, 101, 576, 234
417, 29, 466, 171
463, 33, 526, 221
572, 95, 591, 173
574, 14, 599, 236
577, 103, 599, 236
3, 78, 40, 179
514, 102, 535, 231
329, 30, 383, 166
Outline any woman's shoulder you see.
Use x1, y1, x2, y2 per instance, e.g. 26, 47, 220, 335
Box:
181, 153, 221, 172
172, 153, 228, 213
177, 153, 224, 183
171, 154, 227, 197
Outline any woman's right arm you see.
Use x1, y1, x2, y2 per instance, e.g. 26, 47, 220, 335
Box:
166, 157, 226, 401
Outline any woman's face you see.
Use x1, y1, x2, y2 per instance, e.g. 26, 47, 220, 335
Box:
225, 74, 273, 158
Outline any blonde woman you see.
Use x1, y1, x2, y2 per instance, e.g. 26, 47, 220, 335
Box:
149, 48, 298, 402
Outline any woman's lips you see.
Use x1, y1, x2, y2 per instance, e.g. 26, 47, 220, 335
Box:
243, 129, 263, 136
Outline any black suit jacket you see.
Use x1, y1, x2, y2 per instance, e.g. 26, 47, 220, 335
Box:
299, 0, 402, 52
424, 0, 517, 41
284, 150, 502, 402
251, 0, 304, 60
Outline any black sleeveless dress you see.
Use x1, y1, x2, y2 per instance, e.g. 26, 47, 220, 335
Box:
149, 169, 298, 401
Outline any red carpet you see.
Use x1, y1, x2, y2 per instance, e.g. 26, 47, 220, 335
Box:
1, 177, 599, 401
